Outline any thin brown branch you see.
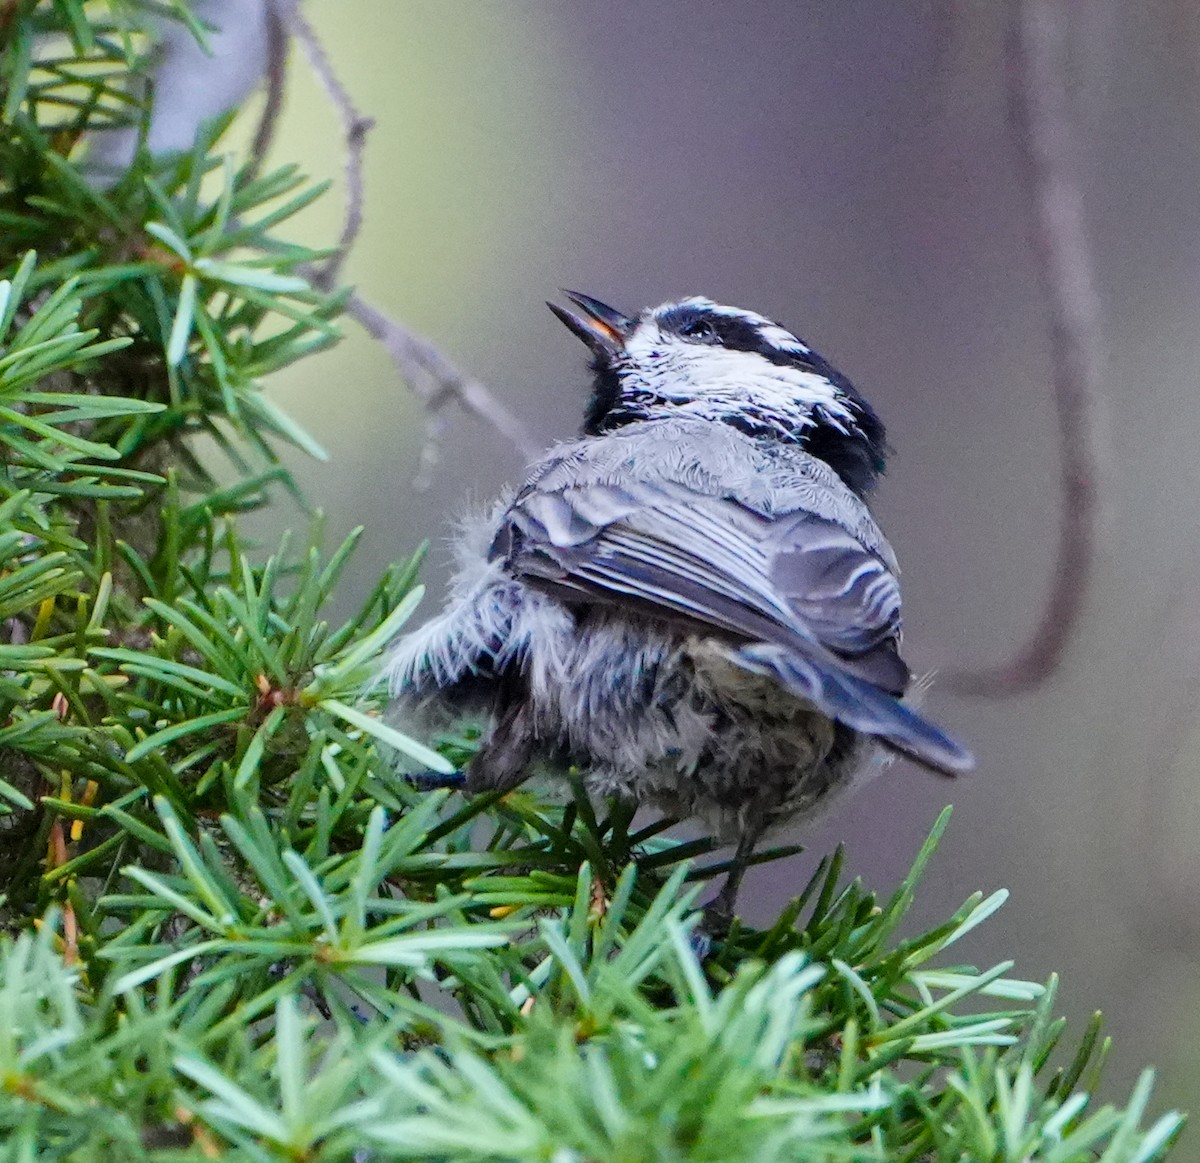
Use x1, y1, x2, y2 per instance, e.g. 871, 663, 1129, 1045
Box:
249, 0, 290, 175
273, 0, 373, 289
948, 0, 1105, 696
257, 13, 533, 478
344, 291, 540, 468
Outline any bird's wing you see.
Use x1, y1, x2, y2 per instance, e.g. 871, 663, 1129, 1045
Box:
500, 478, 905, 681
493, 469, 972, 775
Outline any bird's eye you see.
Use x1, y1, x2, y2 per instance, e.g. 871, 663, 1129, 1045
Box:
680, 319, 717, 342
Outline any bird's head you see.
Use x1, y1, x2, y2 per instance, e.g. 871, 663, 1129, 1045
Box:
548, 292, 889, 496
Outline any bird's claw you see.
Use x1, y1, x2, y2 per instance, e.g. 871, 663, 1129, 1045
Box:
405, 767, 466, 791
687, 903, 735, 962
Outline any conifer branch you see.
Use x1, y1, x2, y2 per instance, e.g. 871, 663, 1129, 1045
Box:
0, 5, 1180, 1160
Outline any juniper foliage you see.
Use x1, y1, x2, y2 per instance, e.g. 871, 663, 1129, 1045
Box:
0, 3, 1186, 1160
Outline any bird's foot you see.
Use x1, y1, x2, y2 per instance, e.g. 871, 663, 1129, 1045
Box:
687, 927, 714, 962
405, 768, 466, 791
687, 902, 735, 961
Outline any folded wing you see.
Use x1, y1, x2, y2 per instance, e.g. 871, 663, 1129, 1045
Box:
492, 471, 972, 776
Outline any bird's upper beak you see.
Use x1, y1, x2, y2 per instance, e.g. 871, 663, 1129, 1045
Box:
547, 291, 632, 356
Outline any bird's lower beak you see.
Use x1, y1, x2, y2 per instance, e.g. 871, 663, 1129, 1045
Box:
548, 291, 631, 356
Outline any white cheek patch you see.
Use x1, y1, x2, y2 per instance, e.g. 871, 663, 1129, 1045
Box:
615, 330, 857, 435
776, 367, 856, 430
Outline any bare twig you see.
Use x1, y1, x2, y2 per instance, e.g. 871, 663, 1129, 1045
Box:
345, 292, 540, 469
272, 0, 373, 288
249, 0, 289, 174
266, 9, 533, 475
948, 0, 1104, 696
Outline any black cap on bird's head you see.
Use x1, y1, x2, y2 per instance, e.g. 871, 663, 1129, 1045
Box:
548, 292, 889, 497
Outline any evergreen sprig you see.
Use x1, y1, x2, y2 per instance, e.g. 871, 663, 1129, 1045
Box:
0, 3, 1185, 1160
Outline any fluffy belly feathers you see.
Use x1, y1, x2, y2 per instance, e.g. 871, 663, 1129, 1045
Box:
520, 609, 865, 841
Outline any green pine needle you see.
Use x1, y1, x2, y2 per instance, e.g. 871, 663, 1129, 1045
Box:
0, 4, 1183, 1160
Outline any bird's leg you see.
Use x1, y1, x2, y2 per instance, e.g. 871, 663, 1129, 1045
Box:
690, 826, 763, 957
711, 829, 760, 926
406, 683, 536, 796
465, 687, 536, 794
405, 768, 466, 791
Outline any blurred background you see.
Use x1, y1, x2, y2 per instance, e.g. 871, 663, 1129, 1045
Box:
243, 0, 1200, 1118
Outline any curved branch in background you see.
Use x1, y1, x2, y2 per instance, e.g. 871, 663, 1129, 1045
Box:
249, 0, 289, 173
345, 292, 541, 475
270, 0, 373, 289
948, 0, 1105, 696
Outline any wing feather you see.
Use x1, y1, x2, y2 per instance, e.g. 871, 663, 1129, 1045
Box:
489, 425, 972, 775
503, 484, 905, 685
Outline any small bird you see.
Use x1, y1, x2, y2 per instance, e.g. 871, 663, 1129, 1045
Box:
383, 293, 972, 921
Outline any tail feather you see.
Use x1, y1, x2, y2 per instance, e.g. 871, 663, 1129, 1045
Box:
735, 642, 974, 777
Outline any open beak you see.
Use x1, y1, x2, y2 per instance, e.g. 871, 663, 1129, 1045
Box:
547, 291, 631, 356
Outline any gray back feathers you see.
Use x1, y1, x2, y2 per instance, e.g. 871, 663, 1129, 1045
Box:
384, 415, 971, 785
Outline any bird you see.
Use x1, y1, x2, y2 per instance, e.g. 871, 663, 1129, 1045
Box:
382, 291, 973, 923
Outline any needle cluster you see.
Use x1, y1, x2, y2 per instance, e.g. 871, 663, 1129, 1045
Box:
0, 5, 1183, 1161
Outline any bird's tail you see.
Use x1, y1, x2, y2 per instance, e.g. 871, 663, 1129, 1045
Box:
735, 643, 974, 777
